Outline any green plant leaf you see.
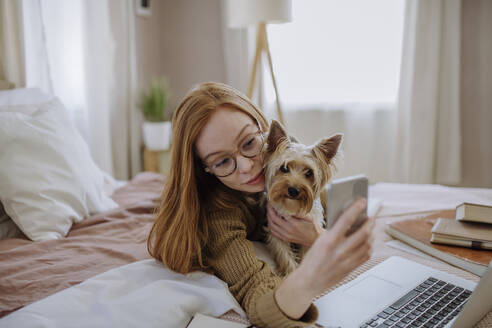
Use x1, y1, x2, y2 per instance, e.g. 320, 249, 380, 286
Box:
138, 77, 172, 122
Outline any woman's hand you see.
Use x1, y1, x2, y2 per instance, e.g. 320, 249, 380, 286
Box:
274, 198, 375, 319
298, 198, 374, 296
266, 203, 323, 246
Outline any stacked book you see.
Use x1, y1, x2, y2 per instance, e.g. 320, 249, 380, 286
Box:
386, 203, 492, 277
432, 203, 492, 250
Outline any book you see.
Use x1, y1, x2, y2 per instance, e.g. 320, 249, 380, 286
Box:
431, 218, 492, 250
455, 202, 492, 224
385, 210, 492, 276
187, 313, 250, 328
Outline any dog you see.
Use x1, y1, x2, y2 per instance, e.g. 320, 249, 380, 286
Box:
262, 120, 342, 276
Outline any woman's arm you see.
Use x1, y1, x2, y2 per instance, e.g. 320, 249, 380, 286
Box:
275, 198, 374, 319
206, 208, 318, 328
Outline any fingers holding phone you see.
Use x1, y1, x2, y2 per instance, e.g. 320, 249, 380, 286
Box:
295, 176, 376, 297
298, 199, 375, 297
325, 175, 374, 269
325, 198, 374, 263
335, 201, 375, 255
325, 175, 369, 236
330, 198, 366, 239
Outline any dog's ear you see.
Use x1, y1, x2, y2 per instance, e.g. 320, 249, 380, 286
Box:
288, 135, 300, 143
266, 120, 289, 153
312, 134, 342, 166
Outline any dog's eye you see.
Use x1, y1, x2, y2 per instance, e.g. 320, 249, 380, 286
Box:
280, 164, 289, 173
305, 169, 313, 178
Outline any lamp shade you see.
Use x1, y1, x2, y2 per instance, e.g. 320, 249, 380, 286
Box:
224, 0, 292, 28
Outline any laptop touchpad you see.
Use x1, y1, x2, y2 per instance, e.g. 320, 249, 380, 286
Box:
344, 275, 402, 306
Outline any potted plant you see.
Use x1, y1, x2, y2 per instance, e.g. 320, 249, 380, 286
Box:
139, 77, 172, 151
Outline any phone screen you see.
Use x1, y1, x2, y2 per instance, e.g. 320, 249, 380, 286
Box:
325, 175, 368, 235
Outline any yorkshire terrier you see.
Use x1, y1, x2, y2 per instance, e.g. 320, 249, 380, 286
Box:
263, 120, 342, 276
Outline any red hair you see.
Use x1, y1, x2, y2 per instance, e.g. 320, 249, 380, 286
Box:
147, 82, 268, 273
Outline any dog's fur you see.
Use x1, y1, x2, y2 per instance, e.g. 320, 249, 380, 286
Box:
263, 120, 342, 276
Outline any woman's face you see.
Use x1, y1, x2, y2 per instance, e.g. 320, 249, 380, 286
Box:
195, 105, 265, 193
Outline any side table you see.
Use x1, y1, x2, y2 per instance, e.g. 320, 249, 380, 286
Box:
143, 147, 171, 176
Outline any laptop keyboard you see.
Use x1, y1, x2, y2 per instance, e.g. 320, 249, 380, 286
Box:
360, 277, 472, 328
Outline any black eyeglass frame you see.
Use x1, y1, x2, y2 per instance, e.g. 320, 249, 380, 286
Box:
202, 131, 265, 178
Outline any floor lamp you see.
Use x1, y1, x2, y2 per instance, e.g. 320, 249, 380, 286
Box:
224, 0, 292, 126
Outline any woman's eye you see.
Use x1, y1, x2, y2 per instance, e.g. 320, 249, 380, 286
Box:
305, 169, 313, 178
214, 158, 230, 168
242, 137, 255, 149
280, 164, 289, 173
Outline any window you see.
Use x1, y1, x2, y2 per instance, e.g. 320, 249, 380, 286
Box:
264, 0, 405, 110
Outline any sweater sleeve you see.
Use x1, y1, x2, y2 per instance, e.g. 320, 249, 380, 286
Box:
206, 208, 318, 328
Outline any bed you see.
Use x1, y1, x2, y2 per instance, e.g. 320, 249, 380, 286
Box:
0, 172, 247, 327
1, 178, 492, 327
0, 172, 162, 317
1, 89, 491, 327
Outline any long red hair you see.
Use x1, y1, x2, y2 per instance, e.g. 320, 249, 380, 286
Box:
147, 82, 268, 274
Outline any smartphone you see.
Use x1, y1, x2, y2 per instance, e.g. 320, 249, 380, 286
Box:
325, 174, 368, 236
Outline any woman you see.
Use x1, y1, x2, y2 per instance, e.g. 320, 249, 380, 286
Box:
148, 82, 374, 328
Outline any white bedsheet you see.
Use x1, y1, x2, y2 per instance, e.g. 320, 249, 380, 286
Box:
0, 259, 246, 328
371, 183, 492, 217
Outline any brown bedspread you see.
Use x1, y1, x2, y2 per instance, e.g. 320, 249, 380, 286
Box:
0, 172, 164, 317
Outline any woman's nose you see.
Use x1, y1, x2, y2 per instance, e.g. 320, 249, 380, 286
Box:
236, 154, 254, 174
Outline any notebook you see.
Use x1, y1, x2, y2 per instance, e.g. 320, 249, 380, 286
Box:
385, 210, 492, 276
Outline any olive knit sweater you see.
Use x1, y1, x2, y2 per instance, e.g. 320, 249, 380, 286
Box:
204, 204, 318, 328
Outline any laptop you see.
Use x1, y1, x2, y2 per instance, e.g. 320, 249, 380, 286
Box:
315, 256, 492, 328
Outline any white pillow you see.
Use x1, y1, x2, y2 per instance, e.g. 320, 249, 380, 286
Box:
0, 99, 118, 241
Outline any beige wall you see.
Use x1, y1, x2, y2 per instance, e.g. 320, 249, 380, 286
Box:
460, 0, 492, 187
134, 0, 226, 110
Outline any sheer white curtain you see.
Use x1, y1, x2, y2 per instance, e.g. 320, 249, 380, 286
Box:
20, 0, 141, 180
392, 0, 462, 184
260, 0, 404, 183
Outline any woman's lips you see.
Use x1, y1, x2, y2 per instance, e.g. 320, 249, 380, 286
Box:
246, 171, 264, 185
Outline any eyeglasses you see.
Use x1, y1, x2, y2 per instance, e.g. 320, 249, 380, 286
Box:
203, 131, 265, 177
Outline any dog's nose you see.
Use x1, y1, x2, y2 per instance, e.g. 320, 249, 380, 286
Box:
288, 187, 300, 198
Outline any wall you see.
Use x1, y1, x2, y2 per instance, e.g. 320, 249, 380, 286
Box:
460, 0, 492, 187
134, 0, 226, 110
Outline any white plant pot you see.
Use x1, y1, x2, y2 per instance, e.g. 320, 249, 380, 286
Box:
142, 121, 172, 151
